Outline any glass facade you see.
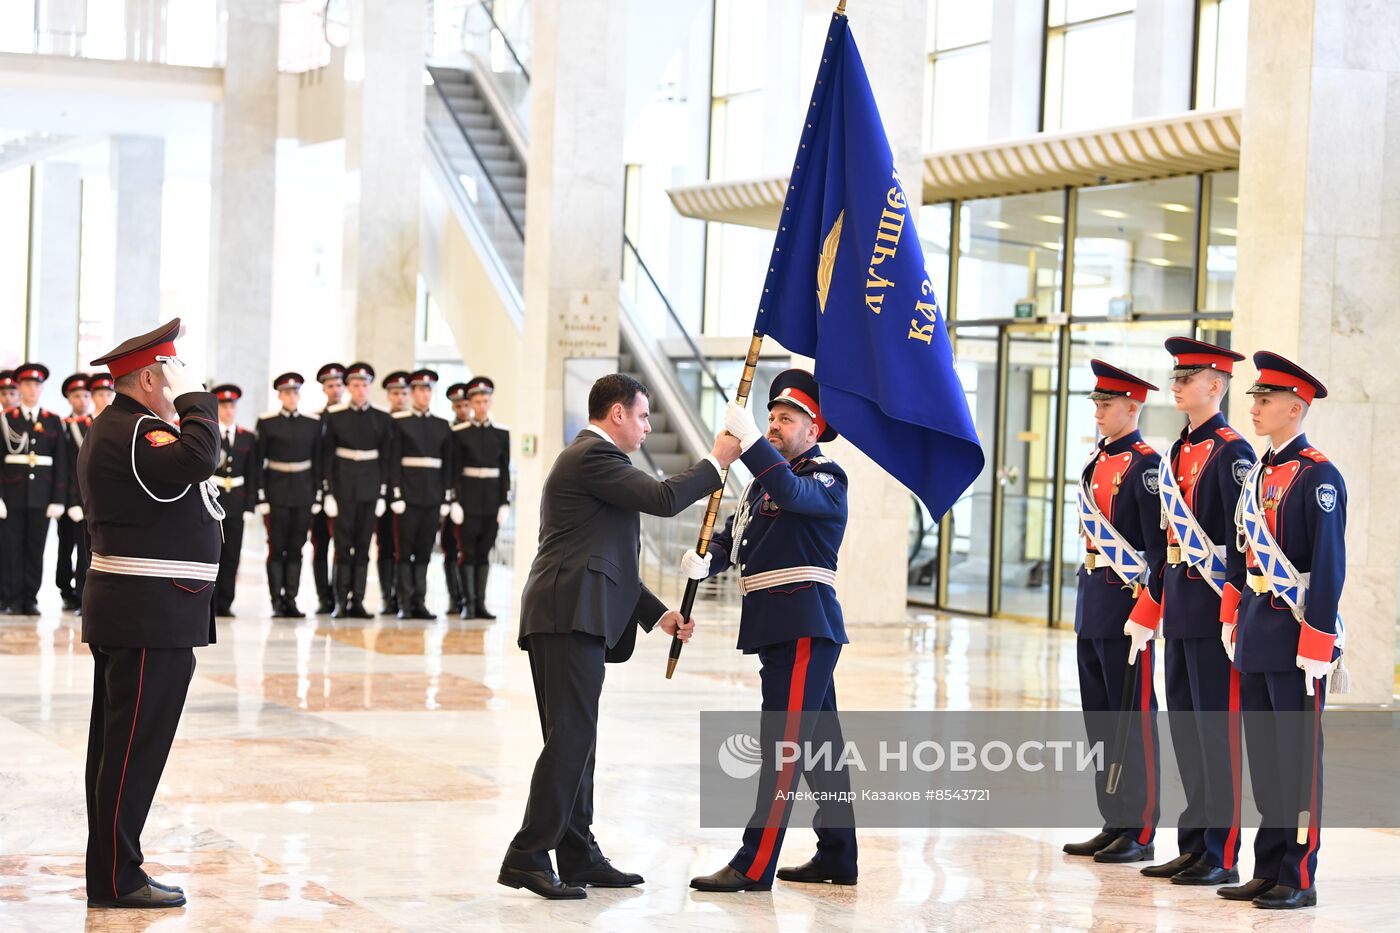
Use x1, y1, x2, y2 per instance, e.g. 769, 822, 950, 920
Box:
1043, 0, 1136, 132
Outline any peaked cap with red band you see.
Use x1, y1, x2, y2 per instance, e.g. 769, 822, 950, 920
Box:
1087, 359, 1157, 403
89, 318, 182, 379
88, 373, 114, 392
212, 383, 243, 402
768, 368, 837, 442
61, 373, 90, 395
15, 362, 50, 384
1164, 336, 1245, 377
1246, 351, 1327, 405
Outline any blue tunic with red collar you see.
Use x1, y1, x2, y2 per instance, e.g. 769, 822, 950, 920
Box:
706, 438, 848, 653
1231, 435, 1345, 674
1161, 413, 1257, 639
1075, 430, 1166, 640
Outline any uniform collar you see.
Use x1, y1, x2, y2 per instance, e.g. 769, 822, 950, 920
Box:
1182, 411, 1226, 444
281, 408, 297, 417
412, 407, 431, 417
350, 402, 371, 412
1101, 429, 1142, 455
20, 405, 38, 421
113, 392, 157, 418
789, 443, 820, 464
470, 417, 491, 427
1268, 432, 1307, 462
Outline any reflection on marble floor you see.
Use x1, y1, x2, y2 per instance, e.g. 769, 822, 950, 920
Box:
1, 557, 1396, 932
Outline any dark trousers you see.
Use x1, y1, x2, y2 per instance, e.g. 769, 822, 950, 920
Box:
332, 501, 376, 603
376, 511, 396, 606
265, 505, 311, 604
310, 512, 332, 604
214, 507, 245, 614
85, 644, 195, 901
57, 514, 80, 597
441, 521, 463, 604
1241, 669, 1325, 890
0, 506, 50, 606
1077, 636, 1160, 845
731, 636, 857, 885
395, 506, 439, 606
1164, 636, 1242, 869
504, 631, 608, 875
458, 513, 499, 566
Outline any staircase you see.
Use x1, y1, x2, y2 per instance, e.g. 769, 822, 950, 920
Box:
618, 337, 693, 476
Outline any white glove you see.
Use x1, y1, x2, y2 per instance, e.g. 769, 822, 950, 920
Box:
375, 497, 387, 518
311, 500, 322, 515
389, 498, 406, 515
439, 502, 451, 518
0, 499, 6, 520
723, 400, 763, 452
67, 505, 84, 523
497, 503, 510, 526
1123, 620, 1154, 664
45, 503, 64, 520
1221, 623, 1236, 663
680, 548, 712, 581
255, 502, 271, 516
1297, 655, 1333, 695
160, 357, 205, 403
323, 495, 339, 518
450, 502, 465, 525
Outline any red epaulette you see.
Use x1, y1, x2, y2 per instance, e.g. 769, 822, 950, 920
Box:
2, 407, 14, 417
62, 415, 75, 424
1299, 447, 1328, 462
1132, 440, 1155, 457
1215, 426, 1242, 442
40, 409, 52, 418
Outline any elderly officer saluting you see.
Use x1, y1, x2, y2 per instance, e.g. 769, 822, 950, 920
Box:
684, 370, 858, 893
1, 363, 68, 616
211, 384, 257, 618
1140, 338, 1254, 885
450, 376, 511, 620
79, 319, 221, 909
1062, 360, 1163, 865
388, 369, 453, 619
254, 373, 322, 618
1217, 352, 1345, 911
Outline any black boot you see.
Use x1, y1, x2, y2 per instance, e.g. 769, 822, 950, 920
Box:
460, 563, 477, 620
267, 561, 287, 617
331, 561, 351, 618
474, 564, 496, 620
409, 563, 435, 619
283, 560, 306, 618
379, 554, 398, 616
444, 558, 462, 614
348, 562, 373, 619
396, 563, 415, 620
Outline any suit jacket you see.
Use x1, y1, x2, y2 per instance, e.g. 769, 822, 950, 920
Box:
517, 428, 722, 661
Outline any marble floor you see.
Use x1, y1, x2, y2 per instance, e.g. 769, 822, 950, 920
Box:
2, 550, 1397, 932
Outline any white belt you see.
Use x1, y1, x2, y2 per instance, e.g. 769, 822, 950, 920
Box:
4, 453, 53, 466
739, 565, 837, 595
462, 467, 500, 478
216, 476, 246, 491
267, 459, 312, 473
402, 456, 443, 469
90, 553, 219, 582
336, 447, 379, 461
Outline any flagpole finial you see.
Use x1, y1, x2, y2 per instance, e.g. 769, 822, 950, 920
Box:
836, 0, 846, 14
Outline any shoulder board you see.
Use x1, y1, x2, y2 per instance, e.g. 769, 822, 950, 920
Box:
63, 415, 77, 424
1215, 426, 1242, 442
303, 411, 320, 421
808, 455, 832, 465
1299, 447, 1329, 463
372, 404, 390, 413
491, 422, 509, 432
452, 421, 471, 432
392, 410, 413, 419
327, 403, 349, 414
1132, 440, 1156, 456
3, 407, 14, 417
40, 409, 53, 419
236, 426, 250, 434
258, 409, 279, 420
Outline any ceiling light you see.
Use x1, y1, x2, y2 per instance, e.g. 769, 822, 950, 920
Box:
1096, 209, 1128, 219
1224, 196, 1239, 204
1151, 232, 1182, 242
1036, 214, 1063, 224
1159, 203, 1192, 213
1146, 257, 1173, 267
1040, 241, 1062, 251
1213, 227, 1237, 237
985, 220, 1011, 230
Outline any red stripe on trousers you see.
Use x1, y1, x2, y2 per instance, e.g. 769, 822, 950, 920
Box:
1299, 687, 1322, 889
745, 637, 812, 881
1223, 666, 1242, 869
111, 648, 147, 898
1136, 648, 1157, 845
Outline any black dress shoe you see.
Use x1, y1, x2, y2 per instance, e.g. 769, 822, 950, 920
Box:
145, 876, 184, 895
317, 600, 335, 615
1253, 884, 1316, 909
561, 858, 643, 888
61, 594, 80, 611
497, 865, 586, 899
1218, 877, 1274, 901
1062, 831, 1117, 857
347, 604, 374, 620
87, 879, 187, 909
776, 859, 857, 885
1171, 860, 1239, 886
689, 865, 771, 892
283, 602, 305, 619
1093, 836, 1154, 863
1142, 852, 1199, 878
19, 602, 40, 616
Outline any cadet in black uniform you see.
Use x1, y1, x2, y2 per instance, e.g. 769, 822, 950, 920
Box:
57, 373, 94, 611
255, 372, 322, 618
0, 370, 16, 413
309, 362, 346, 613
450, 376, 511, 620
80, 318, 220, 909
210, 385, 257, 618
89, 372, 116, 416
389, 369, 453, 619
376, 370, 412, 615
441, 383, 470, 613
321, 362, 393, 618
1, 363, 69, 616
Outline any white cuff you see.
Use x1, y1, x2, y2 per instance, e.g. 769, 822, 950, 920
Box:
703, 455, 723, 477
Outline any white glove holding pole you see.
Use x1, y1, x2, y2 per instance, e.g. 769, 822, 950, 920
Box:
723, 401, 763, 453
1297, 655, 1332, 695
439, 503, 450, 518
497, 503, 510, 526
375, 497, 387, 518
323, 495, 339, 518
1124, 620, 1154, 665
680, 548, 712, 581
255, 502, 271, 516
450, 502, 464, 525
67, 505, 84, 523
159, 357, 205, 403
0, 499, 7, 520
1221, 623, 1236, 663
45, 503, 64, 520
390, 499, 406, 515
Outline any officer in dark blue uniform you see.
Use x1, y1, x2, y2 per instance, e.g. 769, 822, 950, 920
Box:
309, 362, 347, 613
57, 373, 94, 612
211, 384, 257, 618
1142, 338, 1255, 884
684, 369, 858, 893
254, 372, 322, 618
1063, 360, 1163, 864
1, 363, 68, 616
1217, 352, 1343, 911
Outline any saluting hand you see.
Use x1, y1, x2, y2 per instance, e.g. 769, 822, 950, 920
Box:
658, 609, 696, 642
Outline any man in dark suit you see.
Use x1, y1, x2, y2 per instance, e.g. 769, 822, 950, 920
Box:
499, 373, 742, 900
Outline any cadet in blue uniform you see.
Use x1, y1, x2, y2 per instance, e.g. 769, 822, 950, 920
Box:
1063, 360, 1163, 864
1139, 338, 1253, 884
57, 374, 94, 611
1, 363, 68, 616
321, 362, 393, 618
388, 369, 453, 619
254, 373, 322, 618
684, 370, 858, 892
309, 362, 346, 613
450, 376, 511, 620
211, 384, 257, 618
81, 319, 220, 909
376, 370, 412, 615
1217, 352, 1343, 911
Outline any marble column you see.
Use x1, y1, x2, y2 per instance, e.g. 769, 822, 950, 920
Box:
111, 135, 164, 341
988, 0, 1045, 139
512, 0, 629, 581
207, 0, 278, 414
1132, 0, 1196, 118
1231, 0, 1400, 704
342, 0, 424, 368
27, 163, 82, 375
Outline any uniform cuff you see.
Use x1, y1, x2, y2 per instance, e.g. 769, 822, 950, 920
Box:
1218, 582, 1241, 625
1128, 588, 1162, 631
1297, 620, 1336, 663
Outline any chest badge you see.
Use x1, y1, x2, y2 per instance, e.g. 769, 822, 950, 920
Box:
145, 429, 178, 448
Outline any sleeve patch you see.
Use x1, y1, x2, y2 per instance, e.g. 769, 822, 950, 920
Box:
1142, 465, 1160, 495
1315, 483, 1338, 512
144, 429, 178, 448
814, 472, 835, 487
1232, 458, 1252, 486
